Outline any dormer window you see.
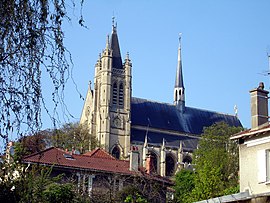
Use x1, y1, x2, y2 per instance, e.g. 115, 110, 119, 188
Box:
63, 153, 75, 160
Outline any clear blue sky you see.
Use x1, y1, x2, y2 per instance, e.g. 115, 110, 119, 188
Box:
42, 0, 270, 130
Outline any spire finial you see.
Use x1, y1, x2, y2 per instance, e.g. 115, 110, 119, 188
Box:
112, 16, 117, 32
179, 33, 182, 48
112, 16, 115, 27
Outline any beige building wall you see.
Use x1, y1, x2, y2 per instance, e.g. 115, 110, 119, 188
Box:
239, 133, 270, 194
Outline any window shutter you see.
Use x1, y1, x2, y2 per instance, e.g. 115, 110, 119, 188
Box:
257, 149, 266, 183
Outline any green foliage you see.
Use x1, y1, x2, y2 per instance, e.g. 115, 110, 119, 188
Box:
189, 122, 242, 201
173, 169, 195, 203
124, 192, 148, 203
118, 185, 146, 203
51, 122, 99, 153
0, 140, 83, 203
117, 179, 166, 203
43, 183, 75, 203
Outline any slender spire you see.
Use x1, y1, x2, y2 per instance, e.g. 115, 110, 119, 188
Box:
162, 138, 165, 149
174, 33, 185, 112
110, 17, 122, 69
175, 33, 184, 88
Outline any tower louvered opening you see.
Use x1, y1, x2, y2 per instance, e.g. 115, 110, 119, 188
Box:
119, 83, 124, 106
113, 83, 118, 105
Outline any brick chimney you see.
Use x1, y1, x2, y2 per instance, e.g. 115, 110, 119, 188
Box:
129, 146, 139, 171
250, 82, 269, 129
145, 153, 153, 174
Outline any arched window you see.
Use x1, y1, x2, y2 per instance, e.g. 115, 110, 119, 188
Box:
112, 146, 120, 159
166, 154, 175, 176
183, 155, 192, 164
175, 90, 178, 101
119, 83, 124, 106
112, 83, 118, 105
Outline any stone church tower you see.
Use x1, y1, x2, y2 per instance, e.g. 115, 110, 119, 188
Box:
80, 23, 132, 159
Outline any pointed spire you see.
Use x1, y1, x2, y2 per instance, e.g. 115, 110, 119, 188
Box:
179, 140, 183, 153
162, 138, 165, 149
174, 33, 185, 111
110, 17, 123, 69
105, 35, 110, 50
175, 33, 184, 88
142, 135, 148, 168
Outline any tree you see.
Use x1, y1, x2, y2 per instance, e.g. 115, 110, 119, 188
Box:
0, 142, 84, 203
173, 169, 195, 203
50, 122, 99, 153
19, 130, 51, 155
190, 122, 242, 201
0, 0, 85, 146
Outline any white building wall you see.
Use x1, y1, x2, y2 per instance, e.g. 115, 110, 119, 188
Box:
239, 134, 270, 194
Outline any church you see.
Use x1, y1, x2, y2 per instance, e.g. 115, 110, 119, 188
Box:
80, 22, 242, 177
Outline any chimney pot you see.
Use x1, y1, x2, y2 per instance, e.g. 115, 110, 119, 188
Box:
129, 148, 139, 171
146, 153, 153, 174
250, 82, 269, 129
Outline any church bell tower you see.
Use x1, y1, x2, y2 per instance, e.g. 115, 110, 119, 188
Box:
80, 20, 132, 159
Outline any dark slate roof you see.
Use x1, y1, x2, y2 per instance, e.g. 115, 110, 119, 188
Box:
110, 26, 123, 69
130, 97, 242, 149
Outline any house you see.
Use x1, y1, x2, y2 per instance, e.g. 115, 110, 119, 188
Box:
22, 147, 173, 202
230, 82, 270, 201
80, 20, 242, 177
196, 82, 270, 203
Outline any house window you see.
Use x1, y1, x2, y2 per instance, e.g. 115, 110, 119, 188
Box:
257, 149, 270, 183
267, 150, 270, 182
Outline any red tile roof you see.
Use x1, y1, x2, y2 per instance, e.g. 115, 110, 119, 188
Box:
23, 147, 134, 175
83, 148, 115, 159
22, 147, 173, 185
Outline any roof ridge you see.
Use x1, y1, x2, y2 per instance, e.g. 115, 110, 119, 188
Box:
23, 146, 56, 159
83, 148, 116, 159
132, 97, 174, 106
187, 105, 236, 117
132, 97, 237, 117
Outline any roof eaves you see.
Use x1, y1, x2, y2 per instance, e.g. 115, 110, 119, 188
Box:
231, 124, 270, 140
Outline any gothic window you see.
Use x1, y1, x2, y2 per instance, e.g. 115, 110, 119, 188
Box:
183, 155, 192, 164
112, 146, 120, 159
119, 83, 124, 106
175, 90, 178, 101
112, 82, 118, 105
166, 154, 175, 176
